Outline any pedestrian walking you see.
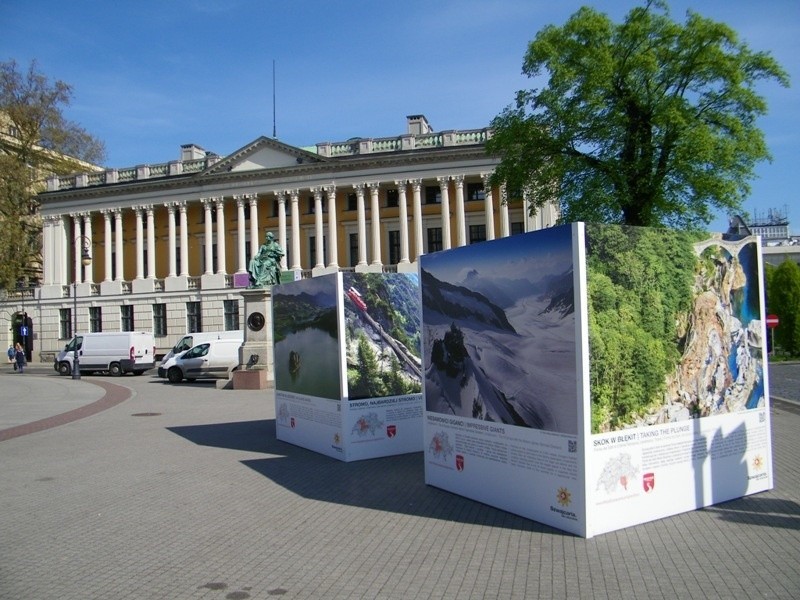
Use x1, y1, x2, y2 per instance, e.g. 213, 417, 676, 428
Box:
7, 344, 15, 371
14, 342, 25, 373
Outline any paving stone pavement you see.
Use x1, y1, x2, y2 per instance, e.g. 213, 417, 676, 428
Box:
0, 362, 798, 600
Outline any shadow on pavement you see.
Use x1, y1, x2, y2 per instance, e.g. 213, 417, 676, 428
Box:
703, 496, 800, 530
168, 418, 561, 533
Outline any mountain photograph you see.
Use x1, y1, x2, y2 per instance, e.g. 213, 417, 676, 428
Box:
421, 226, 579, 434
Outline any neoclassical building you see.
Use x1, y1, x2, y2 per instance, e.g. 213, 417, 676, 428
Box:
3, 115, 559, 360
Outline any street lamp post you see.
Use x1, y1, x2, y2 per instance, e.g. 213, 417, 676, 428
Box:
72, 236, 92, 380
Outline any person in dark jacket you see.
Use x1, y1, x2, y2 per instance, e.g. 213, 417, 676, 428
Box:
14, 343, 25, 373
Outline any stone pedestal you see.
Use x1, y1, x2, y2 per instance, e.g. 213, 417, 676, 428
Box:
234, 287, 274, 390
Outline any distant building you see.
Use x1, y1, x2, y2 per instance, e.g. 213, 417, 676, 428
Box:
727, 210, 800, 267
0, 115, 560, 361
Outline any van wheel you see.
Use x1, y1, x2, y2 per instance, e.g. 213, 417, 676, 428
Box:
109, 363, 123, 377
167, 367, 183, 384
58, 362, 71, 376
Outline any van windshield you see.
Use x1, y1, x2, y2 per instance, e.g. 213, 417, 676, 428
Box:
65, 336, 83, 352
173, 337, 193, 353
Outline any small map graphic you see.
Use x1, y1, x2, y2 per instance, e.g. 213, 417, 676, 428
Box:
429, 431, 454, 461
278, 403, 290, 425
596, 453, 640, 494
351, 412, 384, 437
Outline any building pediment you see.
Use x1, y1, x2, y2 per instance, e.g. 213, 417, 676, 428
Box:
203, 136, 328, 175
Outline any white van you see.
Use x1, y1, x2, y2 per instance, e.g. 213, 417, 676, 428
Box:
158, 330, 243, 377
54, 332, 156, 376
164, 338, 242, 383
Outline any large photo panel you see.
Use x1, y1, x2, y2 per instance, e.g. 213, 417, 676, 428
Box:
421, 224, 585, 535
584, 224, 772, 536
342, 272, 424, 459
273, 274, 344, 458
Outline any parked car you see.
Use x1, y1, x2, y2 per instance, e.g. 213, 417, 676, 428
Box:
158, 330, 243, 377
165, 338, 242, 383
55, 332, 156, 376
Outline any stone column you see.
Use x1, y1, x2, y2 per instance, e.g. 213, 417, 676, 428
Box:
312, 187, 324, 268
453, 174, 466, 247
369, 182, 381, 266
326, 184, 338, 268
114, 208, 124, 281
72, 214, 83, 284
146, 206, 156, 278
481, 173, 495, 241
214, 197, 226, 274
83, 213, 93, 283
42, 216, 54, 285
277, 192, 287, 270
249, 194, 259, 260
179, 202, 189, 276
355, 184, 367, 267
410, 179, 423, 259
235, 196, 247, 274
201, 198, 213, 274
134, 207, 144, 279
102, 210, 112, 282
500, 185, 510, 237
165, 202, 177, 277
395, 180, 410, 264
438, 176, 452, 250
289, 189, 301, 271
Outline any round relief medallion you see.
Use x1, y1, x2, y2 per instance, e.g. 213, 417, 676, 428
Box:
247, 311, 265, 331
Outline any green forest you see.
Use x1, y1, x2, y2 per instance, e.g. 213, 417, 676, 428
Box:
586, 224, 702, 432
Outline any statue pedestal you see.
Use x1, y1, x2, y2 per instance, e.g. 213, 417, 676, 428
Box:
234, 288, 274, 390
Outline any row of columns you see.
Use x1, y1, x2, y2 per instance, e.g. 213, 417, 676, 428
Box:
43, 174, 512, 286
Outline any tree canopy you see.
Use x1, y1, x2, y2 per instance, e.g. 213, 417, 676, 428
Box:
486, 0, 789, 229
765, 260, 800, 356
0, 59, 106, 289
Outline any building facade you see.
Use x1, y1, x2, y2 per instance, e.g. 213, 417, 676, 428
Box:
1, 115, 559, 361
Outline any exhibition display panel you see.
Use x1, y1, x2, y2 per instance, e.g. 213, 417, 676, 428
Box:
420, 223, 772, 537
273, 272, 423, 462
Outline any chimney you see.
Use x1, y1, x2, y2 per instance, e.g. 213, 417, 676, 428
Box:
406, 115, 433, 135
180, 144, 207, 161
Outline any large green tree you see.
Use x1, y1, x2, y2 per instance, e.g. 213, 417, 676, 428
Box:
766, 260, 800, 356
0, 59, 106, 289
487, 0, 789, 229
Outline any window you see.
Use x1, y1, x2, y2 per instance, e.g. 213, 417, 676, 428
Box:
224, 300, 240, 331
427, 228, 443, 253
89, 307, 102, 333
511, 222, 525, 236
153, 303, 167, 337
202, 243, 218, 273
467, 182, 485, 201
389, 230, 401, 264
386, 189, 399, 208
307, 195, 324, 214
469, 224, 486, 245
185, 343, 210, 359
309, 236, 327, 267
346, 193, 357, 211
425, 186, 441, 204
349, 233, 359, 267
187, 302, 202, 333
60, 308, 72, 339
121, 305, 134, 332
272, 199, 279, 218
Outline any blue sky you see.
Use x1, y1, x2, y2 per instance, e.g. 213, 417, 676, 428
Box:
2, 0, 797, 233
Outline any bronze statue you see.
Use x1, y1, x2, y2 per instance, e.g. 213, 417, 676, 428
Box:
248, 231, 285, 287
